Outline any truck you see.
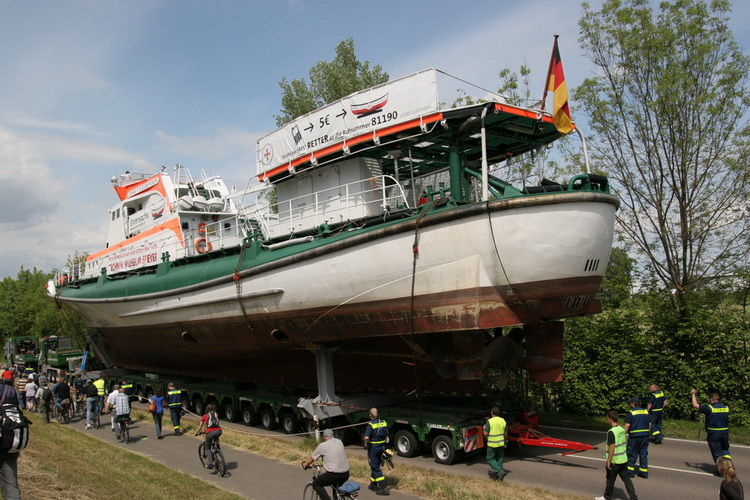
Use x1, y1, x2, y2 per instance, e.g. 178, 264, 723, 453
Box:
3, 335, 84, 380
98, 368, 594, 465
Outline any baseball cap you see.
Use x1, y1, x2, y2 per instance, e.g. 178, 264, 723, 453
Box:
323, 428, 334, 438
628, 397, 640, 404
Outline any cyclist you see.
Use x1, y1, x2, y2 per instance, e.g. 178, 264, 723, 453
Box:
194, 403, 222, 469
52, 377, 71, 417
84, 380, 99, 429
113, 386, 131, 441
302, 428, 350, 500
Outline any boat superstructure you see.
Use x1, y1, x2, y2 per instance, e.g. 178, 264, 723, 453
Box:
49, 69, 618, 394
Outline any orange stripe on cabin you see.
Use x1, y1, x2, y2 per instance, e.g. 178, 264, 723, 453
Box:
86, 218, 184, 262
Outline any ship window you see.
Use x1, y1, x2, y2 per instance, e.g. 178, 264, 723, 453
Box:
127, 207, 135, 216
111, 211, 115, 221
116, 208, 120, 219
181, 222, 189, 230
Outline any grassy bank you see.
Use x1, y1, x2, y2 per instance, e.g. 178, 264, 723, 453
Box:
18, 409, 589, 500
18, 411, 243, 500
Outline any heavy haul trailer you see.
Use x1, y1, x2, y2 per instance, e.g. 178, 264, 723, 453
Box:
101, 369, 595, 466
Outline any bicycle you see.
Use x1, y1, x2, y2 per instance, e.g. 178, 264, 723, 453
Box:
302, 463, 360, 499
90, 405, 101, 429
56, 399, 71, 424
115, 414, 130, 444
197, 432, 227, 477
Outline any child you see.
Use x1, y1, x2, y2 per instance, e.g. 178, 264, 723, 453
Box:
195, 403, 222, 469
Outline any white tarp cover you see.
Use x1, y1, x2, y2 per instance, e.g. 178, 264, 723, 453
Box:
257, 68, 438, 176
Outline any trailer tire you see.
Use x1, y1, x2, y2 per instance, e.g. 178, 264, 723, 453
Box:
193, 397, 205, 416
431, 435, 457, 465
181, 396, 191, 411
394, 430, 420, 458
303, 419, 317, 436
223, 403, 238, 422
281, 413, 299, 434
260, 408, 278, 430
241, 406, 258, 426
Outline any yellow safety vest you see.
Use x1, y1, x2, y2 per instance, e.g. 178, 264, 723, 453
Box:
607, 425, 628, 465
487, 416, 506, 448
93, 379, 105, 396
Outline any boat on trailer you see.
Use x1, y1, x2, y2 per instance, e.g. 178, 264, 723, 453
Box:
48, 68, 618, 394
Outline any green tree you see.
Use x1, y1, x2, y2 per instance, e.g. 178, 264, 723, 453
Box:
275, 37, 389, 126
0, 268, 88, 353
575, 0, 750, 321
600, 246, 634, 309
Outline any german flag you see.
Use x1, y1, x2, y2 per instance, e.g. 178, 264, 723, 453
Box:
543, 36, 573, 134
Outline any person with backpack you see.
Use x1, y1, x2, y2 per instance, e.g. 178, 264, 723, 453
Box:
149, 387, 166, 439
195, 403, 222, 469
84, 380, 99, 429
0, 383, 25, 499
40, 384, 53, 423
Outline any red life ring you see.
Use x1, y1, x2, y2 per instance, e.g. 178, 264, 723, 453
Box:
195, 237, 212, 254
59, 275, 68, 286
198, 222, 207, 234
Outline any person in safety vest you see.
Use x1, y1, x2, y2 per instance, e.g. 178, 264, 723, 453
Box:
363, 407, 390, 496
121, 379, 134, 402
595, 410, 638, 500
624, 397, 650, 478
483, 406, 508, 481
647, 384, 667, 444
93, 375, 106, 413
167, 382, 183, 436
691, 389, 731, 475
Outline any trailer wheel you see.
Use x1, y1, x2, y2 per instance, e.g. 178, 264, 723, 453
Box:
260, 408, 278, 430
241, 406, 258, 426
223, 403, 238, 422
181, 396, 191, 411
431, 435, 457, 465
281, 413, 299, 434
193, 397, 205, 416
394, 430, 420, 458
303, 419, 317, 436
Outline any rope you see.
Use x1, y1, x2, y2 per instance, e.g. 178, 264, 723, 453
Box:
403, 200, 437, 403
137, 397, 369, 439
233, 240, 262, 347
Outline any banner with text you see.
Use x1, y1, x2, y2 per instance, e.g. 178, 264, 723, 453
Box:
257, 68, 438, 176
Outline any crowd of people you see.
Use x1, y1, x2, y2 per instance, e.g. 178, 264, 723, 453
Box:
0, 367, 744, 499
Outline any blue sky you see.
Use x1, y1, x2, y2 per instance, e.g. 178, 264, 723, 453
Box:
1, 0, 748, 280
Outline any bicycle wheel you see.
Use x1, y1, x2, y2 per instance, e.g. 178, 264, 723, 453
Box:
303, 483, 320, 500
93, 412, 100, 429
63, 406, 70, 424
123, 424, 130, 444
214, 448, 227, 477
198, 442, 208, 468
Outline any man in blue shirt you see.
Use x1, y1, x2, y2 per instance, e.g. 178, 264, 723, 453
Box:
647, 384, 667, 444
624, 397, 650, 478
691, 388, 730, 475
363, 408, 390, 496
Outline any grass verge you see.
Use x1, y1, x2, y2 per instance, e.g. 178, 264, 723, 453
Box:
18, 411, 243, 500
539, 412, 750, 444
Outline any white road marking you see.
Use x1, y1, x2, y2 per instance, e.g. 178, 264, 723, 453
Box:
566, 454, 715, 476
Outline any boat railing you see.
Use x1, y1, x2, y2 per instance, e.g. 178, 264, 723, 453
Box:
253, 175, 409, 239
160, 215, 247, 260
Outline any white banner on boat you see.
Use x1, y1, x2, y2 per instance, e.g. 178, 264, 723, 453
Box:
257, 68, 438, 177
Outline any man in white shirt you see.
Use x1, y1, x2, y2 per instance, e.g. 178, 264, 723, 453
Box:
302, 429, 350, 500
105, 385, 120, 432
